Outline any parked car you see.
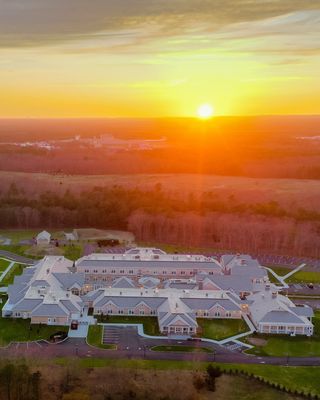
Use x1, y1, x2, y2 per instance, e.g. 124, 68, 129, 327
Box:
307, 283, 314, 289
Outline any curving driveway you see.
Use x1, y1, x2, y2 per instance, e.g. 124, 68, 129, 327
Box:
1, 328, 320, 367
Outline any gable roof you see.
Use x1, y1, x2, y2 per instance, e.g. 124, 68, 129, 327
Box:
112, 277, 137, 289
31, 303, 68, 317
94, 296, 167, 309
181, 297, 240, 311
260, 310, 304, 324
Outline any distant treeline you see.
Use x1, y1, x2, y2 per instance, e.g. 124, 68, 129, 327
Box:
0, 183, 320, 258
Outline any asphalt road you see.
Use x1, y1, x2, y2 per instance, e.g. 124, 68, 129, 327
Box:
1, 327, 320, 367
0, 250, 36, 265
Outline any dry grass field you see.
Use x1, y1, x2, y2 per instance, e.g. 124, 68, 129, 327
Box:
1, 171, 319, 211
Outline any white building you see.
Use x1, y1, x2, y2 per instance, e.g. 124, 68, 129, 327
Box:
36, 230, 51, 246
2, 248, 315, 337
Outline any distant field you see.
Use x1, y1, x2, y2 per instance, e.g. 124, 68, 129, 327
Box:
0, 171, 320, 211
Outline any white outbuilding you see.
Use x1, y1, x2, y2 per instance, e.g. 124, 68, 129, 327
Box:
36, 230, 51, 246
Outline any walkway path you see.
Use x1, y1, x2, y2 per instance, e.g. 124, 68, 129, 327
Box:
282, 263, 306, 280
264, 263, 307, 288
0, 261, 15, 283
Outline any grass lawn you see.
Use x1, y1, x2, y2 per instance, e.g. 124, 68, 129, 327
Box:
0, 230, 39, 244
0, 258, 10, 272
87, 325, 116, 350
246, 311, 320, 357
197, 318, 248, 340
246, 335, 320, 357
55, 358, 320, 396
0, 263, 24, 286
0, 244, 33, 258
151, 345, 213, 353
268, 265, 320, 284
0, 317, 68, 346
287, 270, 320, 284
97, 315, 161, 336
62, 244, 83, 261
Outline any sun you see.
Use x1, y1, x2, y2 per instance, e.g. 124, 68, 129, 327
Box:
197, 103, 214, 119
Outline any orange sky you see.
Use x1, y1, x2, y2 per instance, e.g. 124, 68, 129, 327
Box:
0, 1, 319, 117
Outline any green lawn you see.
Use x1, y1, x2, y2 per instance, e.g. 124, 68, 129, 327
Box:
246, 336, 320, 357
197, 318, 248, 340
0, 244, 32, 258
62, 244, 83, 261
96, 315, 161, 336
268, 265, 320, 284
87, 325, 116, 350
0, 258, 10, 272
0, 263, 24, 286
151, 345, 213, 353
287, 270, 320, 284
246, 311, 320, 357
55, 358, 320, 396
0, 230, 39, 244
0, 317, 68, 346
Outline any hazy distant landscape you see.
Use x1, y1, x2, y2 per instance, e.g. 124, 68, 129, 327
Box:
0, 116, 320, 178
0, 116, 319, 258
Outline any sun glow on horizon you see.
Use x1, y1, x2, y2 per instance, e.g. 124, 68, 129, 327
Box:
197, 103, 215, 119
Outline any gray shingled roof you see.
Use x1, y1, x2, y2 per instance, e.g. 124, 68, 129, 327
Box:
181, 298, 240, 311
83, 289, 104, 301
95, 296, 167, 309
290, 306, 314, 318
260, 311, 304, 324
160, 312, 198, 328
205, 275, 254, 293
31, 280, 50, 287
53, 273, 85, 289
31, 303, 68, 317
231, 265, 266, 279
77, 259, 221, 270
60, 299, 81, 313
7, 286, 28, 304
12, 299, 42, 312
166, 282, 197, 290
112, 277, 137, 289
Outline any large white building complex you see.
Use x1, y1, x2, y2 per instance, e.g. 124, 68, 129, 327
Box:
2, 248, 314, 336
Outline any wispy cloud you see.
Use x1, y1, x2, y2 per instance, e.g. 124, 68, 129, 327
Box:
0, 0, 319, 48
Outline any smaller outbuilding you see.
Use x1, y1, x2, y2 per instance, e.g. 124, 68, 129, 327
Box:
36, 231, 51, 246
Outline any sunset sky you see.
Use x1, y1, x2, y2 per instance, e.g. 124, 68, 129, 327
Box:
1, 0, 320, 117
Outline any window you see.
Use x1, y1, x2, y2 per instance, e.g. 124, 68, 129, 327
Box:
85, 269, 89, 273
163, 271, 167, 275
111, 270, 116, 274
181, 271, 185, 275
171, 271, 176, 275
214, 311, 220, 317
129, 270, 134, 274
139, 310, 145, 315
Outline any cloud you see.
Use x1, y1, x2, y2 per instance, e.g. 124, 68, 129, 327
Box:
0, 0, 320, 47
